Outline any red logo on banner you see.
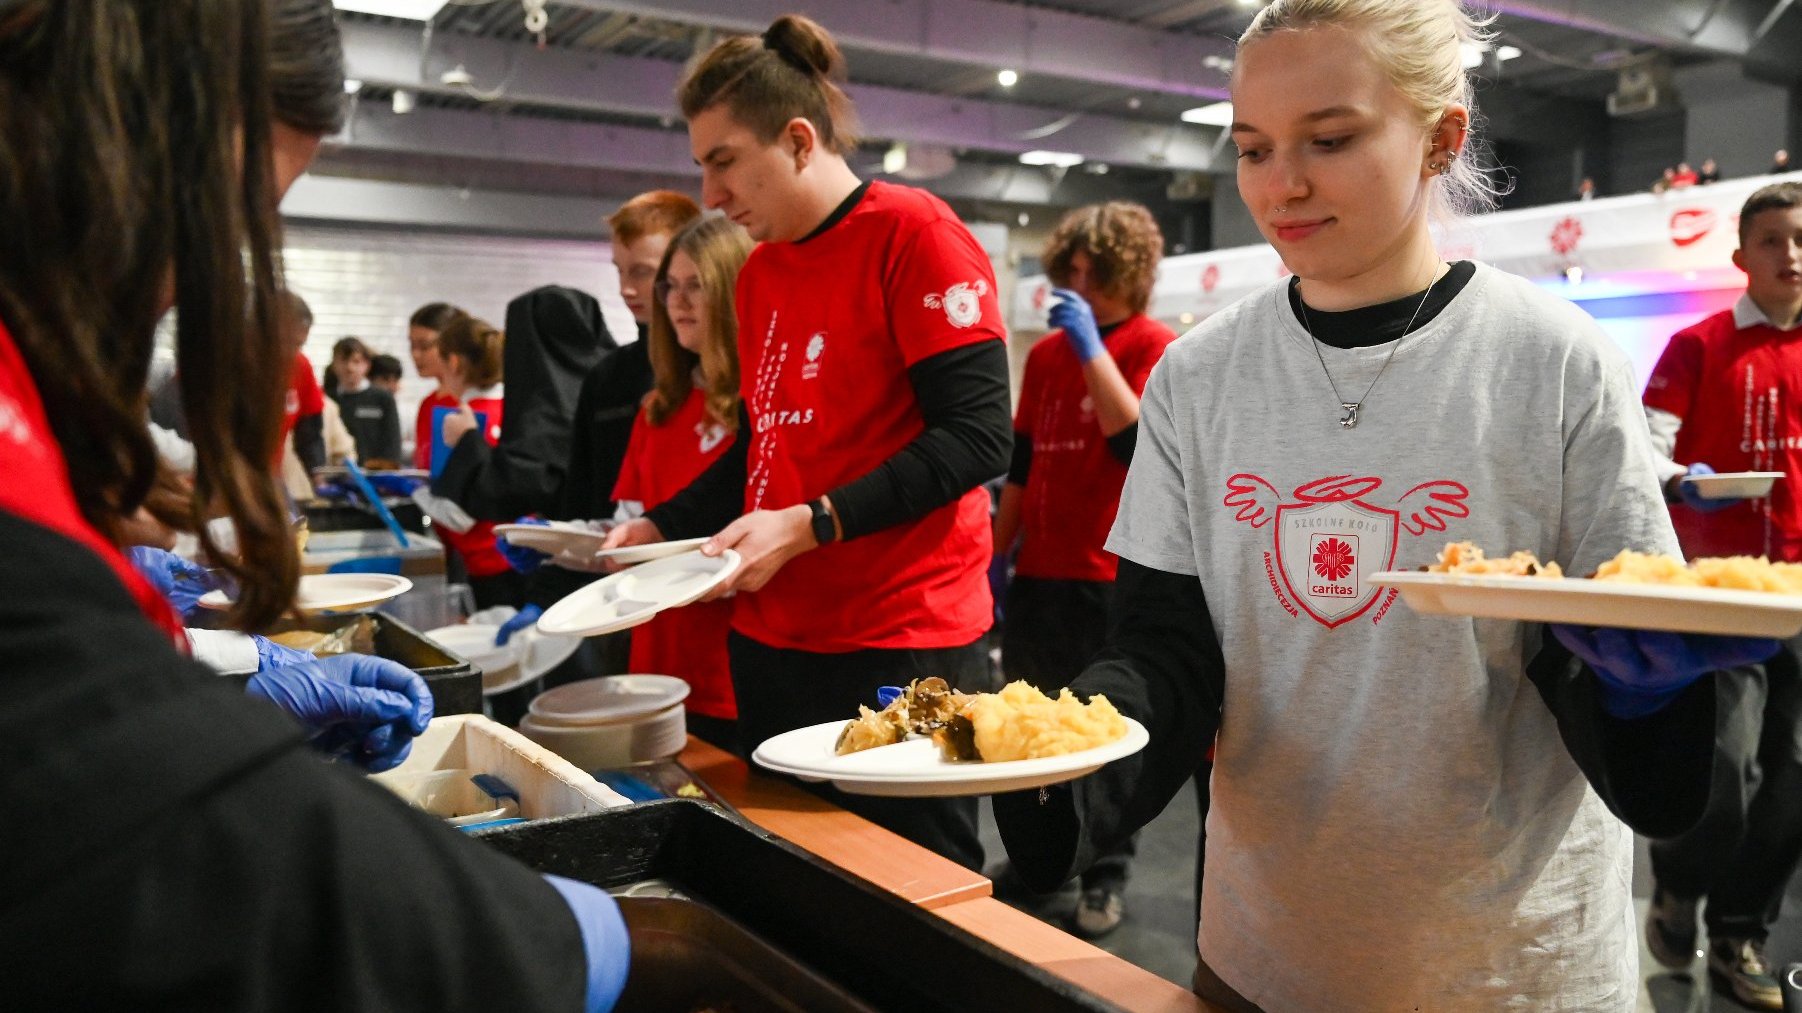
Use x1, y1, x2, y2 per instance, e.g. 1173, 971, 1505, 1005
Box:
1670, 208, 1717, 247
1549, 216, 1583, 256
1202, 264, 1220, 294
1031, 282, 1050, 311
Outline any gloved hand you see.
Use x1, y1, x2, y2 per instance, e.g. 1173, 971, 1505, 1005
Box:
988, 552, 1011, 624
247, 654, 435, 772
497, 516, 551, 575
496, 604, 544, 647
366, 472, 428, 498
1675, 462, 1739, 513
1551, 624, 1780, 719
1049, 287, 1105, 364
312, 481, 355, 503
253, 635, 315, 671
127, 545, 226, 617
543, 874, 631, 1013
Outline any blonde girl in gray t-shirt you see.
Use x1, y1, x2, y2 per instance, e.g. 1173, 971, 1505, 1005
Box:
993, 1, 1780, 1009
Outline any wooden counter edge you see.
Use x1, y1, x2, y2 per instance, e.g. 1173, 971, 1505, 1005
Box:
678, 735, 991, 910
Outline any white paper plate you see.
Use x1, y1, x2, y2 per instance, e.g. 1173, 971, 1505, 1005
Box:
752, 717, 1150, 798
198, 573, 414, 614
536, 549, 740, 638
1681, 472, 1784, 500
421, 622, 579, 695
493, 525, 708, 569
1375, 570, 1802, 638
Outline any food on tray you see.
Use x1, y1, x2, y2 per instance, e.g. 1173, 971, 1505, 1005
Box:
833, 677, 1126, 763
1426, 541, 1562, 578
1594, 550, 1802, 592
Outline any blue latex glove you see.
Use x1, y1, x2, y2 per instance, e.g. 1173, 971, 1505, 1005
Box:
312, 481, 355, 503
365, 472, 427, 498
496, 604, 544, 646
127, 545, 225, 617
252, 635, 315, 672
988, 552, 1011, 624
247, 654, 435, 771
1676, 462, 1739, 513
1551, 624, 1780, 719
1049, 288, 1105, 364
543, 874, 631, 1013
497, 516, 551, 575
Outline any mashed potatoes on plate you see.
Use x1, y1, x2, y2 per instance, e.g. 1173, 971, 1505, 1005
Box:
967, 681, 1128, 763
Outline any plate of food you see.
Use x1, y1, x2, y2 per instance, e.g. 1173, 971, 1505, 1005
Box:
535, 549, 740, 638
752, 678, 1150, 798
1374, 542, 1802, 638
1680, 471, 1784, 500
197, 572, 414, 614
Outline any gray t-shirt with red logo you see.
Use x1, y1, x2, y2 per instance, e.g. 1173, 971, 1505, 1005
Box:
1108, 262, 1677, 1010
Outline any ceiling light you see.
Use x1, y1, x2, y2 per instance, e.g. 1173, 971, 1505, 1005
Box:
1180, 102, 1233, 127
1496, 45, 1522, 61
1460, 42, 1488, 69
1019, 150, 1084, 168
392, 88, 416, 115
332, 0, 450, 21
882, 142, 908, 175
1087, 162, 1110, 174
343, 78, 364, 95
997, 69, 1019, 88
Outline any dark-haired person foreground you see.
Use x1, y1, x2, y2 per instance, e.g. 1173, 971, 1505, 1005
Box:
603, 14, 1011, 871
0, 2, 624, 1008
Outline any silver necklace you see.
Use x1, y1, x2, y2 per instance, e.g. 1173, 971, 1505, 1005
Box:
1297, 283, 1434, 429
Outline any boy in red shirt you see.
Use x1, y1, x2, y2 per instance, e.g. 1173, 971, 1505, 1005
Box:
992, 202, 1176, 937
279, 291, 326, 474
1642, 181, 1802, 1004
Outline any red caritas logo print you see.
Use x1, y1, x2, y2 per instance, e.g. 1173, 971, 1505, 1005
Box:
1549, 216, 1583, 257
1312, 537, 1355, 580
1670, 208, 1717, 247
1201, 264, 1220, 294
1226, 473, 1470, 628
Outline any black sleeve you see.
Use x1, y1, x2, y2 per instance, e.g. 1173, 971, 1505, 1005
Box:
992, 558, 1224, 891
643, 402, 752, 540
1007, 435, 1032, 485
0, 511, 588, 1011
1105, 423, 1138, 465
1526, 626, 1722, 838
554, 344, 653, 521
828, 340, 1012, 541
375, 391, 404, 465
292, 413, 326, 473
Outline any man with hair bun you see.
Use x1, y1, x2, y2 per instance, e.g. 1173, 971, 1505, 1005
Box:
992, 201, 1177, 937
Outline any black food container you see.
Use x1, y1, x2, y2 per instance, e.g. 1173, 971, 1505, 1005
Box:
209, 610, 481, 716
478, 798, 1127, 1013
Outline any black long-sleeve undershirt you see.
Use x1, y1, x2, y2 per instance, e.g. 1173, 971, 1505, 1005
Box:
291, 413, 325, 473
645, 340, 1012, 541
993, 557, 1724, 892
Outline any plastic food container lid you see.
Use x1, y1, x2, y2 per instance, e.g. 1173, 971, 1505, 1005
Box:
526, 674, 690, 728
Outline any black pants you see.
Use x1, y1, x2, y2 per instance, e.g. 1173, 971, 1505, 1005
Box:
728, 631, 998, 872
1651, 637, 1802, 939
685, 712, 740, 758
1002, 576, 1137, 890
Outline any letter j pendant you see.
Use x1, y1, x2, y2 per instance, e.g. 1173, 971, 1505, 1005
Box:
1339, 402, 1361, 429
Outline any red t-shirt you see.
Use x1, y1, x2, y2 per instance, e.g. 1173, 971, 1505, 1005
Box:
1644, 307, 1802, 560
282, 353, 325, 439
733, 181, 1002, 652
414, 388, 458, 471
0, 320, 184, 643
613, 389, 738, 719
433, 390, 509, 578
1013, 313, 1177, 581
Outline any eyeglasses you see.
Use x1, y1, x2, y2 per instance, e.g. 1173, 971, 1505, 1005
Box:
654, 278, 705, 304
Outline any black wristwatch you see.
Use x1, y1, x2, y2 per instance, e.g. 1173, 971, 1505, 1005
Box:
808, 497, 838, 545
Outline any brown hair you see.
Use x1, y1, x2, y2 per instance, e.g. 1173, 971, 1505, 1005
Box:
1042, 202, 1166, 315
1740, 182, 1802, 246
436, 316, 504, 390
331, 335, 371, 363
369, 353, 403, 383
678, 14, 860, 155
0, 0, 316, 629
645, 217, 753, 430
608, 190, 702, 248
408, 301, 465, 333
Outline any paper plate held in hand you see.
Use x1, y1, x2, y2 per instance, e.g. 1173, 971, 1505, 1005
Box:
1374, 569, 1802, 638
198, 572, 413, 614
1681, 471, 1784, 500
751, 718, 1150, 798
536, 549, 740, 638
493, 524, 708, 569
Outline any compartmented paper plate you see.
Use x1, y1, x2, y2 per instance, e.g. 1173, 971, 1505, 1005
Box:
536, 550, 740, 638
1375, 569, 1802, 638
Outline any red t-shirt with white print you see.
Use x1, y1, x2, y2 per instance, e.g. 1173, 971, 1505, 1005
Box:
433, 389, 509, 578
1644, 303, 1802, 560
731, 180, 1002, 652
0, 319, 184, 643
613, 388, 737, 718
1013, 313, 1176, 581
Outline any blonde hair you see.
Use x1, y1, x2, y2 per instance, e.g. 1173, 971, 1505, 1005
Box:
1239, 0, 1504, 221
1042, 202, 1165, 315
645, 216, 754, 430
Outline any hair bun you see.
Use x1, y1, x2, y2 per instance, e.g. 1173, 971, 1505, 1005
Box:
760, 14, 845, 81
